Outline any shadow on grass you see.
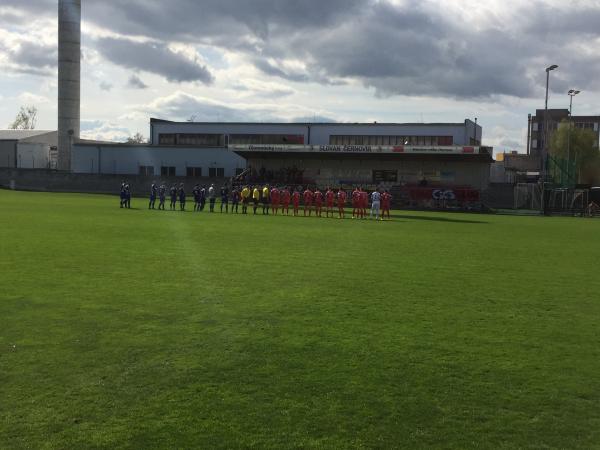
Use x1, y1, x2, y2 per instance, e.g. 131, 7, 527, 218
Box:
392, 213, 488, 224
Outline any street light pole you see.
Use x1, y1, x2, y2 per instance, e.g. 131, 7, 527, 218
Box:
542, 64, 558, 214
567, 89, 580, 185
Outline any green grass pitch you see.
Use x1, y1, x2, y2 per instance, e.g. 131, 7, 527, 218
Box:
1, 190, 599, 449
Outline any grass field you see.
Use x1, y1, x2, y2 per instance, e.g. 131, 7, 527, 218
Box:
1, 190, 599, 449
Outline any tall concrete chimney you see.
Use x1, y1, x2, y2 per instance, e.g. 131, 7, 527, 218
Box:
57, 0, 81, 171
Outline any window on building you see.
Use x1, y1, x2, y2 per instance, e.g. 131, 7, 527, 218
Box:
161, 166, 176, 177
575, 123, 594, 130
159, 134, 176, 145
209, 167, 225, 177
139, 166, 154, 176
229, 134, 304, 145
186, 167, 202, 177
177, 134, 223, 146
158, 133, 224, 146
328, 135, 454, 146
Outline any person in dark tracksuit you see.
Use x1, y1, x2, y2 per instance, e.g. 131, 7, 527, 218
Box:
158, 183, 166, 210
119, 182, 126, 208
220, 186, 229, 213
169, 185, 177, 210
124, 183, 131, 209
149, 182, 157, 210
231, 188, 240, 214
178, 184, 186, 211
193, 184, 201, 212
200, 186, 207, 211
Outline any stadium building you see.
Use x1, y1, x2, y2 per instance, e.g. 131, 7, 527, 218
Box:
73, 118, 491, 194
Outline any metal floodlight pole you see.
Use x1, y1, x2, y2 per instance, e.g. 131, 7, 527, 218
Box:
567, 89, 580, 185
542, 64, 558, 214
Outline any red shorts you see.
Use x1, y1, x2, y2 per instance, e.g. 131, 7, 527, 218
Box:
327, 202, 334, 208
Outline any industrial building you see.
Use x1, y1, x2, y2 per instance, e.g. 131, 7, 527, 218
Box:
0, 130, 57, 169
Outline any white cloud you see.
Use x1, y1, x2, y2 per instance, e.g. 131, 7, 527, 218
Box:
18, 91, 49, 104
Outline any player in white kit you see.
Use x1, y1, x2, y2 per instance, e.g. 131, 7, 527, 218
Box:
370, 189, 382, 220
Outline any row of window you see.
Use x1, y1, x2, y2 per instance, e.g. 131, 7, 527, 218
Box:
157, 133, 458, 147
230, 134, 305, 145
328, 135, 454, 146
157, 133, 305, 146
534, 122, 599, 131
158, 134, 224, 146
139, 166, 235, 177
575, 123, 595, 130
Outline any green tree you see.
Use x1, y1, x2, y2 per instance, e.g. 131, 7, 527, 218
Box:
550, 119, 600, 184
9, 106, 38, 130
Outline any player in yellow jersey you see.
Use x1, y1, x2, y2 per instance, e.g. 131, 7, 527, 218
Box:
262, 185, 270, 215
252, 186, 261, 214
241, 185, 250, 214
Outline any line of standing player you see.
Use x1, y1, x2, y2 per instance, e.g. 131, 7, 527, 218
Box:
141, 182, 392, 220
236, 185, 392, 220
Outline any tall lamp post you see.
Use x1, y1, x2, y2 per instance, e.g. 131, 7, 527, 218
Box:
542, 64, 558, 214
567, 89, 580, 184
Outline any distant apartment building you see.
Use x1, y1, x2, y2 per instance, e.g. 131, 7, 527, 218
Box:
529, 109, 600, 157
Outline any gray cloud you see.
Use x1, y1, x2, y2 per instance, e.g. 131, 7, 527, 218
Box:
127, 74, 148, 90
252, 59, 310, 83
4, 0, 600, 99
95, 37, 214, 84
85, 1, 600, 99
7, 41, 57, 75
145, 93, 257, 122
99, 81, 113, 91
142, 91, 327, 123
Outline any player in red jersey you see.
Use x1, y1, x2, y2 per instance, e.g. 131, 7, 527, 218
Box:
325, 187, 335, 218
303, 187, 313, 216
352, 187, 361, 219
292, 188, 301, 216
313, 188, 324, 217
270, 187, 280, 215
381, 190, 392, 220
360, 188, 369, 219
337, 187, 347, 219
281, 186, 291, 215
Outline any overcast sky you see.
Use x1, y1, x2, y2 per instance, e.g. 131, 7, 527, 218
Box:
1, 0, 599, 152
